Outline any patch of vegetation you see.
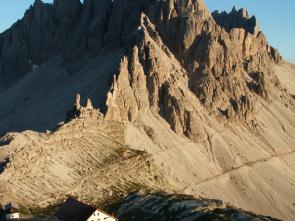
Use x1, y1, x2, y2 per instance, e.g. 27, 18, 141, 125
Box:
20, 199, 64, 217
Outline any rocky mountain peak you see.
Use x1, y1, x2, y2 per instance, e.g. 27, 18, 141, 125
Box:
0, 0, 284, 122
0, 1, 295, 220
212, 7, 258, 35
0, 0, 284, 135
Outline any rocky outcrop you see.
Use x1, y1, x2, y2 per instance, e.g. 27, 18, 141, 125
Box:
268, 46, 283, 64
65, 94, 103, 123
212, 7, 259, 34
111, 192, 281, 221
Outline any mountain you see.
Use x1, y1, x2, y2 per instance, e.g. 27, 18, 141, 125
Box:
0, 0, 294, 220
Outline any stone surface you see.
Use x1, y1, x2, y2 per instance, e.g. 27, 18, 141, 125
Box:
111, 192, 281, 221
212, 7, 258, 34
0, 1, 294, 220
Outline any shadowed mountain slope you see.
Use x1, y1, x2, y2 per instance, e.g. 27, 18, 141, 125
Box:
109, 192, 281, 221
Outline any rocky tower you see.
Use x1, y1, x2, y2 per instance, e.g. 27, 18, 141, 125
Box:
1, 1, 295, 220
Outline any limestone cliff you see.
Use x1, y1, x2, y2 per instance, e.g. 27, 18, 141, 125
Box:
0, 0, 294, 220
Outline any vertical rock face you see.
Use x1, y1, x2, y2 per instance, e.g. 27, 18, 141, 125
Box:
0, 0, 113, 87
145, 0, 212, 56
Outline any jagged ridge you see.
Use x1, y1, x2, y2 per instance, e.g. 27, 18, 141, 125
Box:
0, 1, 294, 220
